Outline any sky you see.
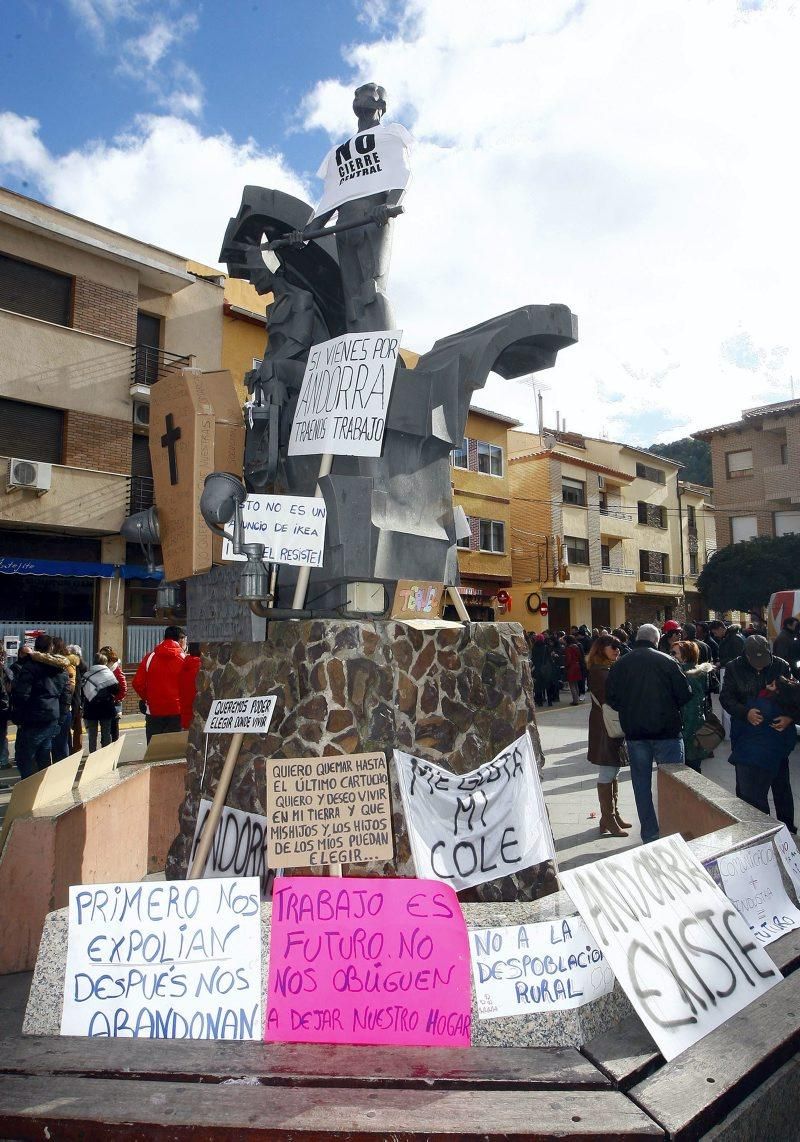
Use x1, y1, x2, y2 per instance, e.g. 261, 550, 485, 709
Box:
0, 0, 797, 446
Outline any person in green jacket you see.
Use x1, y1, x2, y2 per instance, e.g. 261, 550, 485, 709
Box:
672, 640, 715, 771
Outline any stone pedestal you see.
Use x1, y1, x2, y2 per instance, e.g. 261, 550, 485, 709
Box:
168, 620, 556, 904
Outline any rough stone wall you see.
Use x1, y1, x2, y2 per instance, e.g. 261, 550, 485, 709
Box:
168, 620, 556, 904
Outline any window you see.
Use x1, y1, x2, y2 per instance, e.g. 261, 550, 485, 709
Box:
0, 397, 63, 464
689, 550, 699, 575
564, 536, 589, 565
562, 477, 586, 506
457, 514, 472, 549
636, 461, 666, 484
637, 501, 666, 528
775, 511, 800, 537
599, 490, 608, 514
726, 449, 753, 477
600, 543, 611, 570
0, 252, 73, 326
477, 440, 503, 476
639, 550, 670, 583
687, 505, 696, 528
479, 519, 505, 553
781, 443, 789, 465
731, 516, 758, 543
451, 438, 468, 469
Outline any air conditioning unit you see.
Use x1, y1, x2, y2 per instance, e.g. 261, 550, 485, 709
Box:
132, 400, 150, 429
7, 458, 52, 495
597, 474, 606, 490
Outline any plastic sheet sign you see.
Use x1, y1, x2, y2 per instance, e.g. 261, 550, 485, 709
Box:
717, 840, 800, 946
203, 696, 276, 734
60, 878, 262, 1039
189, 799, 272, 898
393, 734, 554, 892
561, 835, 780, 1062
266, 752, 393, 869
265, 877, 471, 1047
775, 825, 800, 899
221, 494, 327, 568
470, 917, 614, 1020
288, 330, 401, 458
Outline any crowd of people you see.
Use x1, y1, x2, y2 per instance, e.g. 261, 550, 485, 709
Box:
0, 626, 201, 779
528, 614, 800, 845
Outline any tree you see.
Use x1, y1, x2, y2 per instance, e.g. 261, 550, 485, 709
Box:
647, 437, 712, 486
696, 534, 800, 611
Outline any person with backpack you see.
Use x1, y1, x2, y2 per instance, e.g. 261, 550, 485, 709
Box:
81, 653, 120, 753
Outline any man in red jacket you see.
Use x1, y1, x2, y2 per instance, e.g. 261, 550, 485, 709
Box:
133, 626, 186, 742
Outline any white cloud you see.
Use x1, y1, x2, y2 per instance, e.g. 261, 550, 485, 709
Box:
0, 114, 311, 265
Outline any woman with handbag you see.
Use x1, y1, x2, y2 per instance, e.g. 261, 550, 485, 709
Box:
671, 640, 718, 772
587, 634, 631, 838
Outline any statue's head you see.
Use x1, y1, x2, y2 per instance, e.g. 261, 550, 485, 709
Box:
353, 82, 386, 120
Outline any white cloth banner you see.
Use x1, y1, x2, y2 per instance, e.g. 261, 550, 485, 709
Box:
393, 733, 554, 892
61, 878, 262, 1039
718, 839, 800, 945
470, 916, 614, 1020
561, 835, 780, 1062
314, 122, 412, 219
190, 799, 271, 898
288, 330, 401, 458
222, 494, 326, 567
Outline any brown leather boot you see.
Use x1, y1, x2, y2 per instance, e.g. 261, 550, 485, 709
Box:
598, 782, 628, 837
612, 778, 632, 828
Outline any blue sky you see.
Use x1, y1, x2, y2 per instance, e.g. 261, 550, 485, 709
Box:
1, 0, 798, 446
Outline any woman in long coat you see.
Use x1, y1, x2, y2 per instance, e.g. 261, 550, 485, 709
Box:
587, 634, 630, 837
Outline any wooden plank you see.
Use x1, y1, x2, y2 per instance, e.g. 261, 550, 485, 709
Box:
0, 1036, 608, 1090
580, 1015, 662, 1090
629, 969, 800, 1141
0, 1076, 665, 1140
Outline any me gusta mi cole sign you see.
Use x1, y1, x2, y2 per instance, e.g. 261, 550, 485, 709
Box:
287, 330, 401, 458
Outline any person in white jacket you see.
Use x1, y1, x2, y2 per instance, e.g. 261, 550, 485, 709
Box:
81, 653, 119, 753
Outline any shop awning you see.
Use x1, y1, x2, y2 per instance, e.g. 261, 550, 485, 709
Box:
0, 556, 163, 580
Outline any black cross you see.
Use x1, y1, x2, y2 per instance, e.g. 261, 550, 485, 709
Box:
160, 413, 181, 486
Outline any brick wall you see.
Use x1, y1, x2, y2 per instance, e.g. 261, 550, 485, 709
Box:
63, 411, 132, 474
73, 277, 137, 343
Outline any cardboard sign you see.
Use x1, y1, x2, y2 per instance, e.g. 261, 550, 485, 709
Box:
718, 840, 800, 945
561, 835, 780, 1062
190, 799, 272, 898
204, 696, 277, 734
390, 580, 444, 619
78, 737, 124, 788
775, 825, 800, 898
61, 878, 262, 1039
192, 370, 246, 568
265, 876, 471, 1047
266, 752, 393, 869
393, 734, 554, 892
287, 330, 401, 458
314, 121, 412, 220
222, 494, 327, 568
470, 917, 614, 1020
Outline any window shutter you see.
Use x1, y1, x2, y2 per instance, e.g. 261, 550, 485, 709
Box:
0, 397, 63, 463
0, 253, 72, 326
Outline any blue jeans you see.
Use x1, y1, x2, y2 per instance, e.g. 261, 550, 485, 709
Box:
51, 711, 73, 762
14, 722, 58, 780
626, 738, 685, 843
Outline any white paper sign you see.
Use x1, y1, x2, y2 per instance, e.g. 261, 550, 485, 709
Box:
314, 122, 412, 219
222, 494, 326, 567
775, 825, 800, 899
470, 916, 614, 1020
190, 799, 272, 898
204, 696, 276, 734
393, 734, 554, 892
718, 839, 800, 945
288, 330, 401, 458
561, 835, 780, 1062
61, 878, 262, 1038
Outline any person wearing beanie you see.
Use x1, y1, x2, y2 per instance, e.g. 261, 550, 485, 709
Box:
605, 622, 693, 843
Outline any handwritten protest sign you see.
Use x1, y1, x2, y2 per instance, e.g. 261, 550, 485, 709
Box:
61, 878, 262, 1039
222, 493, 326, 568
288, 330, 400, 458
775, 825, 800, 899
265, 876, 471, 1047
204, 696, 276, 734
718, 839, 800, 945
470, 917, 614, 1020
393, 734, 554, 892
390, 580, 444, 620
190, 800, 272, 897
266, 752, 393, 869
561, 835, 780, 1062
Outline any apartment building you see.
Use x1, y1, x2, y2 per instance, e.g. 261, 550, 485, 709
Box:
694, 397, 800, 547
449, 408, 520, 619
0, 188, 225, 664
505, 428, 714, 631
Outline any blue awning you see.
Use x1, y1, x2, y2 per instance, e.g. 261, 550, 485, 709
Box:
0, 557, 164, 580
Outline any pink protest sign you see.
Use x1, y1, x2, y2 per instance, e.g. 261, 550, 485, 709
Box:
265, 876, 471, 1047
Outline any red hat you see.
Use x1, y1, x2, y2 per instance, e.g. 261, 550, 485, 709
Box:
662, 620, 681, 633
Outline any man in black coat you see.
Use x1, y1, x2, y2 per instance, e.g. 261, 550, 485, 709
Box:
606, 623, 692, 843
10, 635, 68, 780
773, 617, 800, 678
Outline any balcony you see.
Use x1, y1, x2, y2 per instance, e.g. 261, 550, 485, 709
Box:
132, 344, 193, 387
1, 455, 128, 534
127, 475, 155, 515
763, 463, 799, 504
601, 566, 636, 576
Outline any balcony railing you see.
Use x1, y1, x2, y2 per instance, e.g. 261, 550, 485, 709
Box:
127, 475, 155, 515
599, 507, 635, 521
132, 344, 193, 387
639, 571, 684, 585
601, 566, 636, 576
